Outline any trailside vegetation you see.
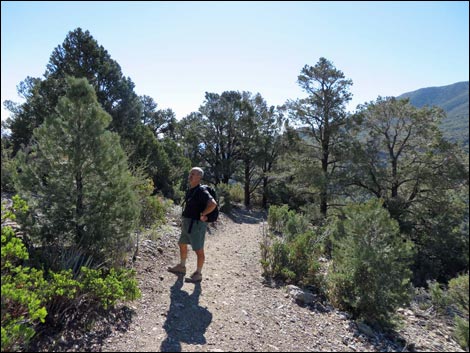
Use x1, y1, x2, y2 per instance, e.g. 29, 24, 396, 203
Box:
1, 196, 141, 352
13, 77, 139, 266
1, 27, 468, 350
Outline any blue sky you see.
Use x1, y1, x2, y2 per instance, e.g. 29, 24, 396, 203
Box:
1, 1, 469, 122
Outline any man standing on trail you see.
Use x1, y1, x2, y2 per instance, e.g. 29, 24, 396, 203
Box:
168, 167, 217, 282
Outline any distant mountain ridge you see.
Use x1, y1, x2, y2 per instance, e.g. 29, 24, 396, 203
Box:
397, 81, 469, 151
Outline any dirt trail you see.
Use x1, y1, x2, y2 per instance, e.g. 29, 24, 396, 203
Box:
44, 207, 462, 352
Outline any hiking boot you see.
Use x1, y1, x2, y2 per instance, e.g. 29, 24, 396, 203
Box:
185, 271, 202, 283
167, 264, 186, 275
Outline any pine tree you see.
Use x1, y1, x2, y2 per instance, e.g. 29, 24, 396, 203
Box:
15, 77, 139, 264
327, 199, 414, 326
286, 57, 353, 218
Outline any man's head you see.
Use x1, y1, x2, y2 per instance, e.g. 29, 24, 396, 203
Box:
188, 167, 204, 187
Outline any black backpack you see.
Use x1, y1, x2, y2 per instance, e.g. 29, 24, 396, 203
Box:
200, 185, 219, 222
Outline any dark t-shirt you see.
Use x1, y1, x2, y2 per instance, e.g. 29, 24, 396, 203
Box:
182, 185, 212, 219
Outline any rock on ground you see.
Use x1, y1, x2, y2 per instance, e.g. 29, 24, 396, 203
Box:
29, 206, 464, 352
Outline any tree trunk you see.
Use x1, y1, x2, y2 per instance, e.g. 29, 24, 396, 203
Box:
244, 160, 251, 207
262, 176, 268, 209
75, 171, 84, 242
320, 144, 329, 217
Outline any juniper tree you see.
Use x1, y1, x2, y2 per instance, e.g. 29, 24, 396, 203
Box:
349, 97, 469, 284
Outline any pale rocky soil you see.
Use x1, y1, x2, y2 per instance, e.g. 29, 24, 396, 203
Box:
26, 205, 465, 352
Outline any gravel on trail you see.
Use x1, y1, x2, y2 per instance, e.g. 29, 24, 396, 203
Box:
28, 206, 464, 352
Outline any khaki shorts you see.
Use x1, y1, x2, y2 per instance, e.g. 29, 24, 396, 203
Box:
179, 218, 207, 251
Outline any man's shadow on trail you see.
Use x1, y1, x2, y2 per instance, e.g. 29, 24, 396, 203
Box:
160, 275, 212, 352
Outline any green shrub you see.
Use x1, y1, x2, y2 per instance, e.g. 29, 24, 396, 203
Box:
422, 273, 469, 350
448, 273, 469, 316
1, 196, 142, 351
1, 136, 16, 193
285, 213, 310, 240
454, 316, 469, 351
135, 179, 166, 228
259, 222, 273, 277
260, 212, 323, 288
40, 269, 81, 326
268, 205, 290, 233
1, 268, 48, 352
2, 198, 48, 351
171, 179, 185, 205
228, 183, 244, 204
268, 204, 310, 240
216, 184, 232, 213
448, 273, 469, 350
80, 267, 140, 310
39, 265, 141, 327
271, 240, 290, 279
326, 199, 414, 327
288, 231, 321, 286
141, 195, 166, 227
428, 280, 448, 313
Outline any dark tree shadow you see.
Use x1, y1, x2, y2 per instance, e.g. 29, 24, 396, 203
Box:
28, 305, 136, 352
225, 206, 266, 224
160, 275, 212, 352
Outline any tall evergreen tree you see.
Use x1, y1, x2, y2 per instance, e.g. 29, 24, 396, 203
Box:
5, 28, 142, 154
257, 106, 287, 209
160, 137, 191, 200
238, 92, 261, 207
45, 28, 142, 137
1, 121, 15, 192
140, 95, 177, 139
125, 123, 173, 196
350, 97, 468, 223
349, 97, 469, 284
176, 112, 206, 167
14, 77, 139, 263
286, 57, 353, 218
179, 92, 286, 208
196, 91, 244, 184
237, 92, 285, 208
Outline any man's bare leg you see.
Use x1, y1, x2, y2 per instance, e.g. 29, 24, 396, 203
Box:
179, 243, 188, 266
195, 248, 205, 274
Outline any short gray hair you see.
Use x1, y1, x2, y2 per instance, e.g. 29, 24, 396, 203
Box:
191, 167, 204, 178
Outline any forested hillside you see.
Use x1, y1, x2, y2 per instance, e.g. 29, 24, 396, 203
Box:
2, 28, 468, 352
397, 81, 469, 150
